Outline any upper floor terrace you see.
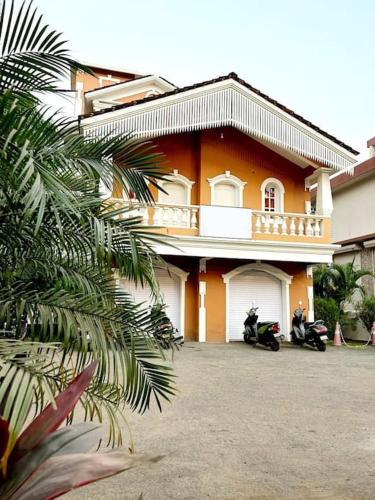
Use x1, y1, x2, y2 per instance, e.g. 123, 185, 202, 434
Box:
78, 71, 359, 262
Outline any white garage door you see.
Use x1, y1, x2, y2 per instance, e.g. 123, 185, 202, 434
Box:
119, 269, 181, 332
228, 271, 282, 341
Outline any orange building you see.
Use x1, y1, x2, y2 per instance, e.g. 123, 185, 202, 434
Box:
74, 64, 359, 342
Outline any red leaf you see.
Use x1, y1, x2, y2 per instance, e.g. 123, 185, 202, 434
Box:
9, 451, 162, 500
11, 362, 97, 462
0, 418, 9, 459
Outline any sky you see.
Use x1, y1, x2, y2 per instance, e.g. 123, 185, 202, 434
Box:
37, 0, 375, 154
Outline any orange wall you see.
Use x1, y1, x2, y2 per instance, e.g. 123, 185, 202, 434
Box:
73, 68, 137, 93
155, 256, 312, 343
149, 128, 313, 211
163, 256, 199, 342
204, 259, 228, 342
72, 68, 140, 114
149, 133, 200, 205
202, 259, 311, 342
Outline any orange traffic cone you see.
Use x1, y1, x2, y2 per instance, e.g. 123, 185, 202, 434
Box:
333, 322, 342, 346
371, 322, 375, 346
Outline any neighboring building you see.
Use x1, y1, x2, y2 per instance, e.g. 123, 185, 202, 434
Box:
73, 64, 359, 342
330, 138, 375, 296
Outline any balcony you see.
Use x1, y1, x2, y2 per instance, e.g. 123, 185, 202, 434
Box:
110, 199, 330, 242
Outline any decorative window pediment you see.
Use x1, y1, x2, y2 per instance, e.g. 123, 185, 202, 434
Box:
207, 171, 246, 208
158, 169, 195, 205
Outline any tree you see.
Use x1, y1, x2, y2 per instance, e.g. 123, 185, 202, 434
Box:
313, 261, 372, 308
0, 0, 175, 456
358, 296, 375, 332
313, 265, 336, 300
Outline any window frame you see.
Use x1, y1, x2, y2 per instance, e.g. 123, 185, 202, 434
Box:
260, 177, 285, 213
207, 171, 247, 208
158, 169, 195, 206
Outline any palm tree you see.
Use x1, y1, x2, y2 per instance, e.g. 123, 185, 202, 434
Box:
329, 261, 372, 307
314, 261, 372, 307
313, 265, 335, 300
0, 0, 175, 451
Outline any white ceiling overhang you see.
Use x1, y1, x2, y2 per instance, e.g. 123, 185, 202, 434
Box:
151, 235, 339, 264
81, 79, 357, 171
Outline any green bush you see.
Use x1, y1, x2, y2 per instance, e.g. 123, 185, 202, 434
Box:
314, 297, 341, 338
358, 296, 375, 331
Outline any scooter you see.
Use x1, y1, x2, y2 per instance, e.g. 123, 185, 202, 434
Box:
151, 304, 183, 349
290, 306, 328, 351
243, 306, 284, 351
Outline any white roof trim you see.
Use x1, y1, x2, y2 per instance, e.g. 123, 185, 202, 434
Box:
363, 239, 375, 249
81, 79, 357, 171
334, 244, 361, 254
86, 75, 176, 100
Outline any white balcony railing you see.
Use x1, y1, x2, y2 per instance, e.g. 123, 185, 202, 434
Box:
111, 199, 325, 238
153, 204, 199, 229
252, 210, 323, 237
112, 201, 199, 229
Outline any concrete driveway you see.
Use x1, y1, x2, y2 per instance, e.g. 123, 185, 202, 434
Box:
67, 343, 375, 500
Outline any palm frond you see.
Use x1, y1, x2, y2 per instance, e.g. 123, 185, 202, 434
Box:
0, 339, 63, 443
0, 0, 89, 100
0, 0, 177, 450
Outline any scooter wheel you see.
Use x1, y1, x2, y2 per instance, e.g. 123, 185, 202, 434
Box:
317, 341, 326, 352
270, 341, 280, 352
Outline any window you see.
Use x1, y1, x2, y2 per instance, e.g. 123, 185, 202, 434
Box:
214, 182, 237, 207
264, 185, 276, 212
261, 178, 285, 213
161, 182, 187, 205
207, 171, 246, 208
158, 170, 194, 206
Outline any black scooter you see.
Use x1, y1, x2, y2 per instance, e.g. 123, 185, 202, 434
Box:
150, 304, 183, 349
243, 306, 283, 351
290, 306, 328, 351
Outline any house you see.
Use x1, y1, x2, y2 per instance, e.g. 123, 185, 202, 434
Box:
73, 63, 359, 342
327, 140, 375, 340
327, 139, 375, 298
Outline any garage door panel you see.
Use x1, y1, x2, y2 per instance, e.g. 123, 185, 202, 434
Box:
119, 269, 181, 332
228, 271, 282, 341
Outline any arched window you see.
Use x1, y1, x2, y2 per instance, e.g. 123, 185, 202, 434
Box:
207, 171, 246, 208
158, 169, 195, 206
260, 178, 285, 213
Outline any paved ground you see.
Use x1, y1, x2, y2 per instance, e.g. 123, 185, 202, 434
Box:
66, 343, 375, 500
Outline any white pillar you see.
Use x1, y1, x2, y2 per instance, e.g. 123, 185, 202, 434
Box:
315, 168, 333, 216
74, 81, 83, 116
198, 281, 206, 342
307, 286, 314, 322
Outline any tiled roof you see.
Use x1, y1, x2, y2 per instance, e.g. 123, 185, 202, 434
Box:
80, 72, 359, 155
330, 156, 375, 191
335, 232, 375, 246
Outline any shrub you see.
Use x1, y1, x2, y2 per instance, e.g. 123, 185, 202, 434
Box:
358, 296, 375, 331
314, 297, 341, 338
